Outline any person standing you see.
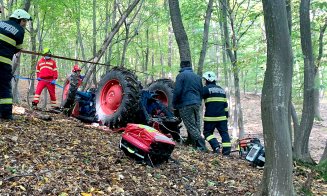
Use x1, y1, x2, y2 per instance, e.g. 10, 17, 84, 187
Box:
202, 71, 231, 155
0, 9, 31, 120
172, 61, 208, 151
32, 48, 58, 109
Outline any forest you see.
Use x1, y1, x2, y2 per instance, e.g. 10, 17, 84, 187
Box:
0, 0, 327, 195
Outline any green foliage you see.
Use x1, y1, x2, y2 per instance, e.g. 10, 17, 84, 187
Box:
6, 0, 324, 99
316, 159, 327, 182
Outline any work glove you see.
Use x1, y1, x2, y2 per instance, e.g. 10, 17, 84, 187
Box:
51, 80, 56, 85
37, 77, 41, 81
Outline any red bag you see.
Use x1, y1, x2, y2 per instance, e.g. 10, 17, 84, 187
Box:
120, 123, 175, 166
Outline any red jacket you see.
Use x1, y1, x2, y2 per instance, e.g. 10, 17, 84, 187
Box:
36, 57, 58, 79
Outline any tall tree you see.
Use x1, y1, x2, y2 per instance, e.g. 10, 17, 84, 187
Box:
197, 0, 214, 76
259, 0, 294, 194
168, 0, 192, 63
293, 0, 316, 164
82, 0, 141, 89
314, 19, 327, 120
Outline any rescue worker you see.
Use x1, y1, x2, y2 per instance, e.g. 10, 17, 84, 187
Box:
32, 48, 58, 109
173, 60, 208, 152
0, 9, 31, 120
202, 71, 231, 155
71, 64, 83, 87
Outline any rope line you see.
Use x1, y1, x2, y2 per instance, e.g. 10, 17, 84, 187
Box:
13, 75, 64, 89
20, 49, 162, 77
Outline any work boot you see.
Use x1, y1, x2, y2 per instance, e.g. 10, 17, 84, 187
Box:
213, 146, 220, 154
32, 102, 37, 110
196, 139, 209, 152
1, 114, 18, 121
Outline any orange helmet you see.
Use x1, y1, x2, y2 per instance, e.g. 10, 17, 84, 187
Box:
72, 64, 81, 72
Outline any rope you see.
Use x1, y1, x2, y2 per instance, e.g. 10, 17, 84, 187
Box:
20, 49, 161, 77
13, 75, 64, 89
155, 120, 185, 143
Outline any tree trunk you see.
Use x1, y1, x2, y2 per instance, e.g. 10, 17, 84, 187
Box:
82, 0, 141, 90
106, 0, 118, 72
197, 0, 213, 76
12, 54, 20, 103
259, 0, 294, 194
168, 25, 173, 68
168, 0, 192, 63
320, 141, 327, 164
121, 23, 130, 67
76, 16, 86, 61
293, 0, 315, 164
220, 0, 245, 138
314, 20, 327, 120
0, 0, 4, 19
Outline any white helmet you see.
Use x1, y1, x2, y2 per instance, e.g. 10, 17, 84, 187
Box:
202, 71, 217, 82
10, 9, 32, 20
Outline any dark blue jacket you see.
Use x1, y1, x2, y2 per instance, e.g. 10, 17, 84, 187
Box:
173, 67, 202, 109
203, 82, 228, 121
0, 19, 25, 65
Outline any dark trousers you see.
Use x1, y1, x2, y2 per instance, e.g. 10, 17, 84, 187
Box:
0, 63, 13, 118
179, 105, 207, 150
203, 120, 231, 155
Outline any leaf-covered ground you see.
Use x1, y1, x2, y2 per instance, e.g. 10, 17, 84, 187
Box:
0, 107, 326, 195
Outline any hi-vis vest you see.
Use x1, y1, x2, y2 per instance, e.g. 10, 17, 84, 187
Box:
203, 83, 228, 122
36, 57, 58, 79
0, 20, 24, 65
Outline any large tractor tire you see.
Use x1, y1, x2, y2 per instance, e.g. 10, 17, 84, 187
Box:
61, 74, 79, 108
96, 67, 142, 128
147, 79, 175, 111
147, 79, 181, 142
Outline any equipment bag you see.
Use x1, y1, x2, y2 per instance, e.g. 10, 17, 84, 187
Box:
119, 123, 175, 166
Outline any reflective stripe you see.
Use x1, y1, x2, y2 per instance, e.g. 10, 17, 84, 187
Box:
16, 44, 23, 49
222, 142, 231, 147
0, 98, 13, 104
33, 98, 40, 101
40, 66, 54, 70
139, 124, 157, 132
225, 108, 228, 111
0, 33, 16, 46
206, 135, 216, 141
0, 56, 12, 65
51, 101, 57, 104
45, 62, 53, 65
53, 68, 57, 71
127, 147, 135, 153
205, 97, 227, 103
204, 116, 227, 121
36, 70, 40, 73
34, 94, 40, 97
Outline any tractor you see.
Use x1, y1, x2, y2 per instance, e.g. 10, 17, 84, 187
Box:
61, 67, 181, 141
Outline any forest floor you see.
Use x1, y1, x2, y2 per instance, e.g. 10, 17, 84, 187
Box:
0, 81, 326, 195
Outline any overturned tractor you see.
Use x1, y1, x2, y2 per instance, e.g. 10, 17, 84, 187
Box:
61, 67, 181, 141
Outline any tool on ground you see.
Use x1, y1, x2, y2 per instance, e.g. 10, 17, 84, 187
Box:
119, 123, 175, 167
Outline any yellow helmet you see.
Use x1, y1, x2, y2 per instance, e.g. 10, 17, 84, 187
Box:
42, 47, 51, 55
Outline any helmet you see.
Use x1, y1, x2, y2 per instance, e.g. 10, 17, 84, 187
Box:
10, 9, 32, 20
72, 64, 81, 72
42, 47, 51, 55
202, 71, 217, 82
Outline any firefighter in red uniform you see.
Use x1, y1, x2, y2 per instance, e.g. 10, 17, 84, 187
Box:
202, 71, 231, 155
32, 48, 58, 109
71, 64, 83, 86
0, 9, 31, 120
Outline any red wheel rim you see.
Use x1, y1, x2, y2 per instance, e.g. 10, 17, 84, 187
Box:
62, 80, 70, 101
155, 90, 168, 106
100, 79, 123, 115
